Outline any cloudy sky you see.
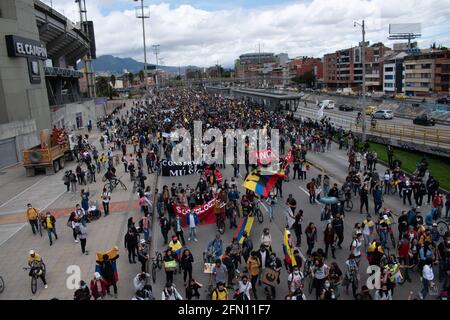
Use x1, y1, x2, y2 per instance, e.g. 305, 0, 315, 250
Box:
44, 0, 450, 67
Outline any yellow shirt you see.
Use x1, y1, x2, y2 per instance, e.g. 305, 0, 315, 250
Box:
26, 208, 38, 221
28, 253, 42, 265
46, 216, 53, 229
212, 288, 228, 300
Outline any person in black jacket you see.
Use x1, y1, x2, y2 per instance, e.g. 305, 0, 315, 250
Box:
397, 211, 408, 241
256, 245, 270, 286
74, 280, 91, 300
359, 185, 369, 215
124, 229, 138, 263
426, 176, 439, 204
331, 213, 344, 249
180, 249, 194, 285
159, 214, 170, 244
186, 278, 202, 300
292, 211, 303, 246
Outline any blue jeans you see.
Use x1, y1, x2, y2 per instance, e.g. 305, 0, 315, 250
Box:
144, 229, 149, 241
380, 230, 388, 249
47, 227, 57, 243
421, 278, 430, 299
268, 205, 274, 221
189, 227, 197, 240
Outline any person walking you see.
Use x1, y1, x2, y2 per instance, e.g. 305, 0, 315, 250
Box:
159, 214, 170, 245
96, 254, 119, 298
373, 185, 383, 215
292, 211, 303, 246
90, 272, 107, 300
101, 188, 111, 217
74, 280, 91, 300
419, 259, 434, 300
324, 223, 337, 259
359, 184, 369, 214
44, 211, 57, 246
305, 222, 318, 256
141, 213, 150, 243
69, 170, 77, 192
26, 204, 40, 235
186, 204, 200, 242
173, 214, 186, 246
124, 228, 138, 264
180, 248, 194, 285
332, 213, 344, 249
75, 220, 88, 255
137, 239, 149, 273
247, 251, 261, 299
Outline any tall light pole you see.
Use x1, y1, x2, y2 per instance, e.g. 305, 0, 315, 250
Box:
134, 0, 149, 91
355, 20, 367, 142
152, 44, 160, 89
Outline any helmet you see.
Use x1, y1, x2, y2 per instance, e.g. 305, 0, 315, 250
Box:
29, 250, 35, 256
140, 239, 146, 244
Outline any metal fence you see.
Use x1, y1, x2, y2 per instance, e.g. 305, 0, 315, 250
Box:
294, 107, 450, 148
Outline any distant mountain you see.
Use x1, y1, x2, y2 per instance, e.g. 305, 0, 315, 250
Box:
78, 55, 195, 75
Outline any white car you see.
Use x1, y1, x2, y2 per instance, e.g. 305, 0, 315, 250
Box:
319, 100, 335, 109
372, 109, 394, 119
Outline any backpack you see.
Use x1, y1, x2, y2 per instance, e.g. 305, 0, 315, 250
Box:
74, 225, 82, 235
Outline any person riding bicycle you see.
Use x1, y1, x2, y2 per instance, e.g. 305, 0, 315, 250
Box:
241, 195, 251, 218
27, 250, 47, 289
205, 234, 223, 262
104, 167, 116, 183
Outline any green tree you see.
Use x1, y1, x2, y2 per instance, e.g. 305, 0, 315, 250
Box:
110, 74, 116, 88
291, 71, 316, 88
175, 75, 181, 80
138, 70, 145, 82
128, 72, 134, 86
95, 76, 112, 98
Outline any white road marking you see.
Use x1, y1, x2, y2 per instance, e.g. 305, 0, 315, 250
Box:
260, 201, 268, 212
298, 186, 310, 196
0, 223, 26, 247
0, 176, 48, 209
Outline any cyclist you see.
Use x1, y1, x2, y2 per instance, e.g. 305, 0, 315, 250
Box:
27, 250, 47, 289
206, 234, 223, 262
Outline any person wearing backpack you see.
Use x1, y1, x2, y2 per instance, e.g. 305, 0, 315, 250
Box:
241, 232, 253, 265
161, 282, 183, 300
211, 282, 228, 300
124, 228, 138, 264
74, 220, 88, 255
62, 171, 70, 192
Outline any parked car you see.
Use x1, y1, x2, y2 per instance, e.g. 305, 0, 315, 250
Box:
338, 104, 354, 111
365, 105, 378, 115
336, 88, 343, 94
413, 114, 436, 126
319, 100, 335, 109
436, 97, 449, 104
372, 109, 394, 119
395, 93, 407, 100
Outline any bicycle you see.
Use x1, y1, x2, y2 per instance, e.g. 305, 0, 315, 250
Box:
0, 276, 4, 294
23, 262, 46, 294
343, 194, 353, 212
151, 251, 163, 284
104, 177, 127, 193
436, 217, 449, 237
252, 200, 264, 224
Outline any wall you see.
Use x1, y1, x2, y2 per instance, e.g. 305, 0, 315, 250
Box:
0, 0, 51, 131
50, 99, 106, 131
0, 119, 40, 162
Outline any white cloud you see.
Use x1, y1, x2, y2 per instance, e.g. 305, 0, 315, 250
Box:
47, 0, 450, 67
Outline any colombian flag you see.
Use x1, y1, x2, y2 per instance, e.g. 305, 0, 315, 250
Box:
95, 246, 119, 283
282, 229, 296, 267
234, 215, 254, 244
169, 240, 183, 255
242, 169, 283, 198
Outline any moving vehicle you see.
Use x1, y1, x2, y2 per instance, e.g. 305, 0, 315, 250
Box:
319, 100, 335, 109
413, 114, 436, 126
23, 129, 74, 176
365, 106, 378, 115
338, 104, 354, 111
372, 110, 394, 119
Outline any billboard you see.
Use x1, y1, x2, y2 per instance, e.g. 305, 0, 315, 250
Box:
389, 23, 421, 35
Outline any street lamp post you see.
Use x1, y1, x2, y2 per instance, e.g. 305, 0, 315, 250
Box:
134, 0, 149, 92
355, 20, 367, 142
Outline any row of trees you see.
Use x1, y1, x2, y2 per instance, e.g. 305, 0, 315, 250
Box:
95, 70, 146, 98
291, 71, 316, 88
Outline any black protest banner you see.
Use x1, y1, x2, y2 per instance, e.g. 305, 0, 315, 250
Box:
160, 160, 205, 176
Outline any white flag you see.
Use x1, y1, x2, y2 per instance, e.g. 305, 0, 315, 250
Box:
317, 103, 325, 120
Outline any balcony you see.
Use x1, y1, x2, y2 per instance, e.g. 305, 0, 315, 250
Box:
44, 67, 83, 78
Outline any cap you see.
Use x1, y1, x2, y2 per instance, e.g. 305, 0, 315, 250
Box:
29, 250, 35, 255
94, 272, 101, 280
383, 215, 388, 220
432, 223, 438, 227
140, 239, 146, 244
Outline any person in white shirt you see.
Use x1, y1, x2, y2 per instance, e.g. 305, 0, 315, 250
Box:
133, 272, 151, 292
350, 233, 363, 266
236, 275, 252, 300
260, 228, 272, 251
420, 259, 434, 300
162, 282, 183, 300
375, 284, 393, 300
287, 266, 304, 293
101, 187, 111, 216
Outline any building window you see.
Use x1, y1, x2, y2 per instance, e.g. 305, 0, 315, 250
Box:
406, 65, 415, 70
384, 75, 394, 80
385, 67, 394, 72
421, 64, 431, 69
384, 83, 393, 88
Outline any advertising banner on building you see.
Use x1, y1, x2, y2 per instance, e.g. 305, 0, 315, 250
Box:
160, 160, 205, 176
